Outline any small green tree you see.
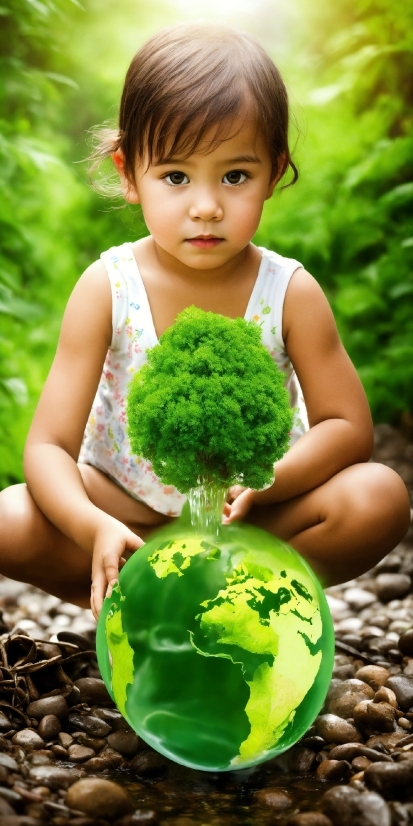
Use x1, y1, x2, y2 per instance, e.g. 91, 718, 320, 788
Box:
127, 307, 293, 493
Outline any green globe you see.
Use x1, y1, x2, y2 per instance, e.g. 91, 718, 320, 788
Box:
96, 513, 334, 772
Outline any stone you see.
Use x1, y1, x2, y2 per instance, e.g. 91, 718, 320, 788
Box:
0, 710, 12, 732
0, 798, 17, 816
67, 712, 111, 737
12, 730, 44, 750
255, 788, 293, 808
376, 574, 411, 603
68, 745, 96, 763
0, 753, 19, 771
38, 715, 61, 740
73, 678, 112, 706
373, 687, 398, 707
27, 696, 68, 721
326, 679, 375, 718
97, 747, 124, 768
314, 715, 362, 744
353, 700, 396, 733
107, 730, 140, 757
93, 707, 131, 730
386, 675, 413, 710
29, 765, 82, 789
352, 756, 372, 771
398, 629, 413, 656
59, 732, 74, 749
343, 588, 377, 611
288, 746, 317, 772
315, 760, 351, 782
328, 744, 392, 763
288, 815, 333, 826
355, 666, 391, 690
321, 786, 391, 826
130, 750, 168, 777
65, 778, 134, 819
364, 760, 413, 799
366, 732, 406, 749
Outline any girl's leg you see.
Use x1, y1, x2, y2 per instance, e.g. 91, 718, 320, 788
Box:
0, 465, 171, 608
246, 462, 411, 587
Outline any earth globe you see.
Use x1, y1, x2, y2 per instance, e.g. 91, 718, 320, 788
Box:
96, 308, 335, 771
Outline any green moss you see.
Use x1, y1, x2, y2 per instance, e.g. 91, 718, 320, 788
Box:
126, 306, 293, 493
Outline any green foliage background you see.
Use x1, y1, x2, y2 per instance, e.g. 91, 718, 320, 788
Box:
1, 0, 412, 488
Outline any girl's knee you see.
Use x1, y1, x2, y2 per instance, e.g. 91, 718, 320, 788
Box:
336, 462, 410, 539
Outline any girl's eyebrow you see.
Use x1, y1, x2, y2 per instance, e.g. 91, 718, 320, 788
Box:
154, 153, 262, 167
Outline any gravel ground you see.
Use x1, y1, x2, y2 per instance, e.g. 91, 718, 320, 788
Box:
0, 423, 412, 826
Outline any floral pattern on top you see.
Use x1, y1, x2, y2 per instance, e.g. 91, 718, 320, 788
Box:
79, 244, 308, 516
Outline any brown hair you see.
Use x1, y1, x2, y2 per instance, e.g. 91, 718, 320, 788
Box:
90, 22, 298, 195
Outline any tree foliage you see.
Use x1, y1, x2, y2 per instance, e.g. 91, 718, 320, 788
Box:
126, 308, 293, 492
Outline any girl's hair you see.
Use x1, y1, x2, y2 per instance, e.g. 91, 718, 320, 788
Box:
90, 22, 298, 194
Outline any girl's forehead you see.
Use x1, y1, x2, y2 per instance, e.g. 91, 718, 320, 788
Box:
154, 116, 268, 165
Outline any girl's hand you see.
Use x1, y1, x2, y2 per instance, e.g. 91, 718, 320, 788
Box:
90, 516, 144, 620
223, 485, 258, 523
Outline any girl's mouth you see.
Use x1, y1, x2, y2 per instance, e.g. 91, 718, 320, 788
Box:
186, 237, 224, 248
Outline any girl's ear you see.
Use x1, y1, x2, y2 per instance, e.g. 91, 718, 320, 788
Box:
111, 149, 140, 204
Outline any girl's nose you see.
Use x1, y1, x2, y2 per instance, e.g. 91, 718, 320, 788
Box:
189, 189, 223, 222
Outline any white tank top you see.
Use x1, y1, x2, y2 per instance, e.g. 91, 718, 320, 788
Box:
79, 242, 309, 516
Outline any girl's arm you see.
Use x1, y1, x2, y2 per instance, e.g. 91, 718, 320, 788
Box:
24, 262, 142, 618
226, 268, 374, 517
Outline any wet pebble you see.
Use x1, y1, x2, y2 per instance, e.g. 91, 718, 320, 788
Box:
255, 788, 293, 809
315, 759, 351, 782
326, 679, 374, 717
353, 700, 396, 733
12, 730, 44, 750
107, 730, 140, 756
65, 778, 134, 819
314, 714, 362, 744
398, 629, 413, 656
73, 677, 112, 706
364, 759, 413, 799
288, 815, 333, 826
28, 764, 82, 789
67, 712, 111, 737
386, 675, 413, 710
68, 744, 96, 762
38, 714, 61, 740
130, 750, 168, 777
354, 665, 391, 690
321, 785, 391, 826
26, 696, 68, 721
288, 746, 317, 772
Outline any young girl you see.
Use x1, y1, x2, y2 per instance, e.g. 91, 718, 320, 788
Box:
0, 23, 410, 621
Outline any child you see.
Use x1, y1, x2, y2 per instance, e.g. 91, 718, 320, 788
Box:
0, 23, 410, 620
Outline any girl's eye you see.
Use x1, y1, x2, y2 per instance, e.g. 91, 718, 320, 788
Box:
164, 172, 189, 186
223, 170, 248, 186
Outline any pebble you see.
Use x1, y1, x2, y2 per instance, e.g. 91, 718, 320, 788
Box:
288, 815, 333, 826
353, 700, 396, 733
0, 710, 12, 732
314, 715, 362, 744
107, 730, 140, 756
38, 715, 62, 740
130, 750, 168, 777
344, 588, 377, 611
67, 712, 111, 737
26, 696, 68, 721
65, 778, 134, 819
364, 760, 413, 798
328, 744, 392, 763
373, 686, 398, 706
67, 745, 96, 762
288, 746, 317, 772
355, 665, 391, 690
0, 754, 19, 771
321, 786, 391, 826
73, 678, 112, 706
398, 628, 413, 656
375, 574, 411, 602
315, 760, 351, 782
12, 730, 44, 750
28, 765, 82, 789
386, 675, 413, 710
326, 679, 374, 717
255, 788, 293, 809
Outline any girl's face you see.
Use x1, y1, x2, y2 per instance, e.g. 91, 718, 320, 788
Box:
115, 116, 278, 273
